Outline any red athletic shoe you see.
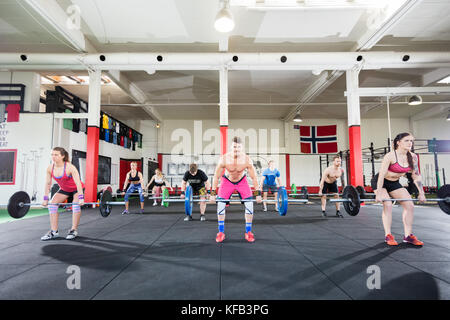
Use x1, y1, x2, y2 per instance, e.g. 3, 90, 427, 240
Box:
385, 234, 398, 246
216, 232, 225, 243
403, 234, 424, 246
245, 231, 255, 243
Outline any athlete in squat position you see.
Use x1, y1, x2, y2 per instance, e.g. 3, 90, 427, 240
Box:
372, 132, 426, 246
260, 160, 282, 212
41, 147, 84, 241
121, 162, 145, 215
181, 163, 211, 221
318, 155, 345, 217
210, 136, 262, 243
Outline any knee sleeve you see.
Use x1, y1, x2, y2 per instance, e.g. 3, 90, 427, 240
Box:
217, 200, 226, 215
72, 204, 81, 214
244, 201, 254, 215
48, 204, 58, 214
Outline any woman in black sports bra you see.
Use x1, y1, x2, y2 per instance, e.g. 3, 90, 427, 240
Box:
121, 162, 145, 214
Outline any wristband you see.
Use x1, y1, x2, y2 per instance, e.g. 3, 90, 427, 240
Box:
43, 195, 49, 201
78, 194, 84, 200
252, 190, 261, 197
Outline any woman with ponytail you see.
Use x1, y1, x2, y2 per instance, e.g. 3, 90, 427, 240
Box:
371, 133, 426, 246
41, 147, 85, 241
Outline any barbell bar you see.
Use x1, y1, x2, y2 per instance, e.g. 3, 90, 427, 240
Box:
328, 185, 450, 216
181, 186, 307, 217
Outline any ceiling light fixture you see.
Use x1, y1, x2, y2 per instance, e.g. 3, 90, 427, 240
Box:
408, 95, 422, 106
214, 0, 235, 33
293, 113, 303, 122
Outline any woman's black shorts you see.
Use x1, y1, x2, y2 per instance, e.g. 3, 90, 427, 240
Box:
371, 173, 403, 193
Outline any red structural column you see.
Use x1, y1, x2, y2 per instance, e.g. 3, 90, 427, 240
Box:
348, 125, 364, 187
157, 153, 163, 171
220, 126, 228, 155
85, 126, 99, 203
285, 154, 291, 189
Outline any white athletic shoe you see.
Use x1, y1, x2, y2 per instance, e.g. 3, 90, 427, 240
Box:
153, 201, 157, 206
66, 229, 78, 240
200, 215, 206, 221
263, 206, 267, 212
41, 230, 59, 241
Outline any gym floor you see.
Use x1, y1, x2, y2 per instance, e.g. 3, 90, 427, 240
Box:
0, 199, 449, 300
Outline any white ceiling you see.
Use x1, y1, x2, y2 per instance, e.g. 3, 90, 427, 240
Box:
1, 0, 450, 121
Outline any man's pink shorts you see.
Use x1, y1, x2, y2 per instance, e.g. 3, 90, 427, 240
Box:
218, 175, 252, 200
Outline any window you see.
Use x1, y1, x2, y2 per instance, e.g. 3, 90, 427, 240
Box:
0, 149, 17, 184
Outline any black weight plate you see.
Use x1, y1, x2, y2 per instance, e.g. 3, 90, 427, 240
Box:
8, 191, 31, 219
342, 186, 360, 216
437, 184, 450, 215
100, 190, 113, 217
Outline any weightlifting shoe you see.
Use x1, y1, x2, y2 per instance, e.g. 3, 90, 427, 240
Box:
200, 215, 206, 221
245, 231, 255, 243
41, 230, 59, 241
385, 234, 398, 246
184, 215, 193, 221
403, 234, 424, 246
216, 232, 225, 243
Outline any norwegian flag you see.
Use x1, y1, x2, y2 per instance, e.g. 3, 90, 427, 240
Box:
294, 125, 338, 154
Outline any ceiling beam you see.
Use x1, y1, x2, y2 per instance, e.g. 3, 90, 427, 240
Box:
105, 70, 162, 123
22, 0, 86, 52
2, 52, 450, 71
283, 70, 342, 121
354, 0, 423, 51
346, 86, 450, 97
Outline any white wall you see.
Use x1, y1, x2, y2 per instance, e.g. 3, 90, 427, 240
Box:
0, 71, 41, 112
0, 113, 53, 204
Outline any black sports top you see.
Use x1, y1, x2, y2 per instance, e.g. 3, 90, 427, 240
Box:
128, 171, 140, 182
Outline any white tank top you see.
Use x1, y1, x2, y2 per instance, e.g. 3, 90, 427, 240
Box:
155, 175, 163, 183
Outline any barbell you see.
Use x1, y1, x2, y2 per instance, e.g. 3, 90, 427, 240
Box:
289, 184, 374, 200
177, 186, 308, 217
329, 185, 450, 216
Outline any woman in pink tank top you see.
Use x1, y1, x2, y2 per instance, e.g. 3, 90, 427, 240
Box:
41, 147, 85, 241
371, 133, 426, 247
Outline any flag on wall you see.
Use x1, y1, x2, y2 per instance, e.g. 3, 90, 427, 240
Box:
294, 125, 338, 154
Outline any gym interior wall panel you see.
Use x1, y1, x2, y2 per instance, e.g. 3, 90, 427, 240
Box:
413, 118, 450, 140
289, 155, 322, 187
160, 119, 286, 155
0, 113, 53, 205
0, 71, 41, 112
360, 118, 410, 148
